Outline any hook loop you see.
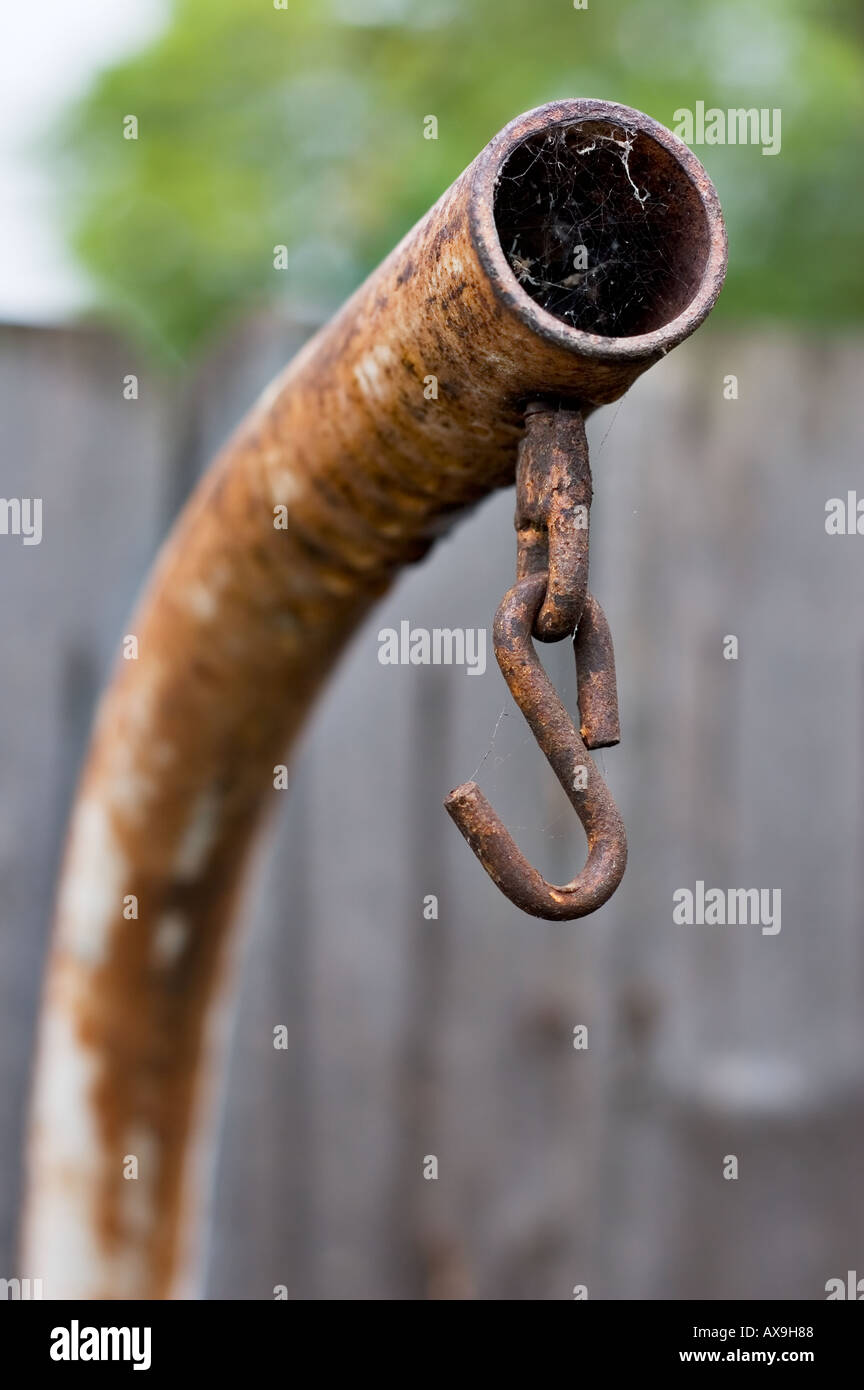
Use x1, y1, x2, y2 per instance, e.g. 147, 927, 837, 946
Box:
445, 572, 627, 920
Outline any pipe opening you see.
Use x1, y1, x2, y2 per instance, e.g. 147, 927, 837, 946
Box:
494, 120, 710, 338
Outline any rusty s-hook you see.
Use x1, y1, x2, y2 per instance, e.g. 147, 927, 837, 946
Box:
444, 404, 627, 920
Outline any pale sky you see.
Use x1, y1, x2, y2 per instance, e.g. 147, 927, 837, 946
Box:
0, 0, 166, 323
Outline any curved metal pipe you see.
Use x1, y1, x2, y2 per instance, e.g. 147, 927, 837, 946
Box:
21, 99, 726, 1297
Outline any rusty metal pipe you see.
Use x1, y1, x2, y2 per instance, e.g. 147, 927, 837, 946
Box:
21, 99, 726, 1298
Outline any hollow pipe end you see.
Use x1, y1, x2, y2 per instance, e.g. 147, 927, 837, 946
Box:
469, 97, 728, 376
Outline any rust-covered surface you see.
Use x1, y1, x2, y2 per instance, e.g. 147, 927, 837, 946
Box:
21, 99, 726, 1298
445, 571, 628, 919
515, 404, 594, 643
445, 404, 627, 919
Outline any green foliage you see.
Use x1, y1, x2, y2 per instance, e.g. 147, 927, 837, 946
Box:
56, 0, 864, 360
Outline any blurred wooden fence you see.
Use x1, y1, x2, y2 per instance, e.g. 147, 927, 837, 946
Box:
1, 318, 863, 1299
